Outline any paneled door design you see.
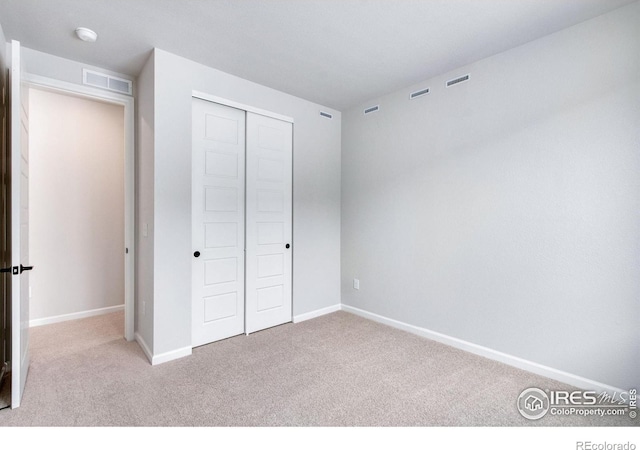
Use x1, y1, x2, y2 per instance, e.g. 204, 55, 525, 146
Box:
10, 40, 31, 408
192, 99, 246, 347
245, 113, 293, 334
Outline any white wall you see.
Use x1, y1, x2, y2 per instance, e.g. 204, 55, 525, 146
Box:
341, 2, 640, 390
22, 48, 135, 95
148, 49, 341, 356
29, 88, 125, 320
135, 52, 154, 351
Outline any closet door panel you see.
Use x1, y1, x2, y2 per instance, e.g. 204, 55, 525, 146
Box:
192, 99, 246, 347
245, 113, 293, 333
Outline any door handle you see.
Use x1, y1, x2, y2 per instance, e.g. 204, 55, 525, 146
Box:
285, 244, 290, 249
194, 251, 201, 258
8, 265, 33, 275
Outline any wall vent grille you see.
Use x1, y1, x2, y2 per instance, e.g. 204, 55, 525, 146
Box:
364, 105, 379, 115
409, 88, 430, 99
83, 69, 132, 95
320, 111, 333, 119
446, 74, 470, 88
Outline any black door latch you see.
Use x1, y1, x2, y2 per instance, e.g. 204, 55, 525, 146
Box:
6, 265, 34, 275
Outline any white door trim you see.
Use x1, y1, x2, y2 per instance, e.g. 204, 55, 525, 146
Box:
192, 91, 294, 124
23, 73, 136, 342
9, 39, 29, 409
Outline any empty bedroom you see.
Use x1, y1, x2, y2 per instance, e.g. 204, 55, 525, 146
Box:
0, 0, 638, 446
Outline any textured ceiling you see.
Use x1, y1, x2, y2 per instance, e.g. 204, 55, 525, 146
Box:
0, 0, 635, 110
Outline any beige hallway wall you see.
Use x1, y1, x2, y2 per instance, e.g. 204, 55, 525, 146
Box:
29, 88, 124, 321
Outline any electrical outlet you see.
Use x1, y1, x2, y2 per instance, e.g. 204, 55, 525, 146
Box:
353, 278, 360, 290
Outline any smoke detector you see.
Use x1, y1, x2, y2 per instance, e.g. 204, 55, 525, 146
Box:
75, 27, 98, 43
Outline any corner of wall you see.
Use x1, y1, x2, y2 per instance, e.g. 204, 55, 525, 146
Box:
134, 49, 155, 354
339, 3, 640, 390
149, 48, 342, 356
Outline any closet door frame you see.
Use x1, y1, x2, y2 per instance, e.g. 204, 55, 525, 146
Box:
191, 91, 294, 345
192, 92, 293, 124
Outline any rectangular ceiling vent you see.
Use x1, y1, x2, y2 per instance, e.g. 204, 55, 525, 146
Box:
320, 111, 333, 119
446, 74, 470, 88
83, 69, 133, 95
409, 87, 430, 100
364, 105, 379, 115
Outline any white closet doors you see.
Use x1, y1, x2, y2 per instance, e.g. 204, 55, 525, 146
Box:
192, 99, 293, 347
245, 113, 293, 334
192, 99, 246, 347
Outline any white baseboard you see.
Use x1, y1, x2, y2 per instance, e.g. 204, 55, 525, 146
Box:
341, 304, 624, 394
29, 304, 124, 328
135, 332, 153, 364
135, 332, 191, 365
293, 303, 341, 323
151, 346, 192, 366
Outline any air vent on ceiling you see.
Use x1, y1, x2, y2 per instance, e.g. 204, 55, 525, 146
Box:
320, 111, 333, 119
446, 74, 470, 88
83, 69, 133, 95
364, 105, 379, 115
409, 87, 430, 100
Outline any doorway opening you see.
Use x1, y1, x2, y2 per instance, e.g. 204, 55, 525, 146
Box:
22, 74, 135, 353
28, 87, 126, 337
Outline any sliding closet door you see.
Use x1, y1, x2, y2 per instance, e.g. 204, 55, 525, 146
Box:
192, 99, 246, 347
245, 112, 293, 334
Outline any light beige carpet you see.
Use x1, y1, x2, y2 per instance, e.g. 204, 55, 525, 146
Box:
0, 310, 633, 426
